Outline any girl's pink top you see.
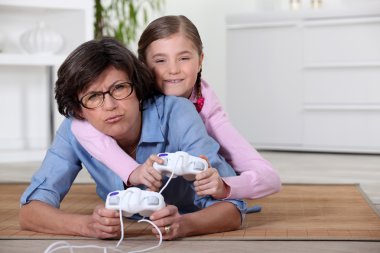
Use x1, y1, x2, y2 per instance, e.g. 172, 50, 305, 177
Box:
72, 80, 281, 199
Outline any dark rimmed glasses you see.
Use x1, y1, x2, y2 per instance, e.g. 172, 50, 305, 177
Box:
79, 81, 134, 109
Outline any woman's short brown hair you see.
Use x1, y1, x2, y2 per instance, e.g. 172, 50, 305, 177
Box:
55, 37, 159, 119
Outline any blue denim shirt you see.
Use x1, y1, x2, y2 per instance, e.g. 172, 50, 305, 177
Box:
20, 95, 247, 217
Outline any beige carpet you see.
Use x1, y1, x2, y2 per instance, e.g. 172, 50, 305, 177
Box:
1, 183, 379, 241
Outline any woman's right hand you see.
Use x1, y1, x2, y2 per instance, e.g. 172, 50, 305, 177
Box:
84, 204, 121, 239
128, 154, 163, 191
150, 205, 184, 240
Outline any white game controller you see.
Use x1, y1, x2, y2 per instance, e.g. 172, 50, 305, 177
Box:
105, 187, 165, 217
153, 151, 208, 181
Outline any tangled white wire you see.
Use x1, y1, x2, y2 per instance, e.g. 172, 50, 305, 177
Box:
43, 155, 180, 253
44, 216, 162, 253
44, 193, 163, 253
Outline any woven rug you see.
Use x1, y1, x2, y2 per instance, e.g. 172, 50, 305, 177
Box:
1, 183, 379, 241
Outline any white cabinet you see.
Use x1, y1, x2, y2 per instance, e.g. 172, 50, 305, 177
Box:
226, 6, 380, 153
0, 0, 93, 162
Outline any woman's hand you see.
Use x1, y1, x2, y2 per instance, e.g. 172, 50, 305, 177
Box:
149, 205, 183, 240
193, 155, 231, 199
84, 204, 121, 239
128, 154, 163, 191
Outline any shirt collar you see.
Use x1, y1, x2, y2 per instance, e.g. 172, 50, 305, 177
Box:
140, 96, 165, 144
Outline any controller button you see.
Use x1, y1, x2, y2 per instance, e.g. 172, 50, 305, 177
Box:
109, 196, 120, 205
146, 196, 159, 205
194, 161, 206, 171
110, 191, 119, 196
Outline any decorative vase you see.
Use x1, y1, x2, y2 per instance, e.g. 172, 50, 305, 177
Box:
20, 21, 64, 55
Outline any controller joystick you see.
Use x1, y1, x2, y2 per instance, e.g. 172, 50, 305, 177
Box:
105, 187, 165, 217
153, 151, 208, 181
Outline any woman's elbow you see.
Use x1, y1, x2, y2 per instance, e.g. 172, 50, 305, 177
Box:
19, 201, 41, 231
231, 205, 244, 230
18, 205, 30, 230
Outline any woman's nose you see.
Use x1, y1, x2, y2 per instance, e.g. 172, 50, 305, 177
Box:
102, 93, 117, 110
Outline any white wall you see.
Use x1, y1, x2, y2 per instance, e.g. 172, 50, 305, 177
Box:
159, 0, 378, 107
160, 0, 258, 107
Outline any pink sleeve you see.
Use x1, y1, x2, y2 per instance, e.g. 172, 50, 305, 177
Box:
200, 81, 281, 199
71, 119, 139, 183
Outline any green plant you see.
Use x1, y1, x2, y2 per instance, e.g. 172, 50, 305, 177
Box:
94, 0, 165, 46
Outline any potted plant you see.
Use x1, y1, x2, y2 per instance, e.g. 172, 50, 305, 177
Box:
94, 0, 165, 46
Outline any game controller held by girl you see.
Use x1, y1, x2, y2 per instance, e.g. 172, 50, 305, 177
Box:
153, 151, 208, 181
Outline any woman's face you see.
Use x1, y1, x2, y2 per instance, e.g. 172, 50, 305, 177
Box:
78, 66, 141, 143
145, 33, 203, 98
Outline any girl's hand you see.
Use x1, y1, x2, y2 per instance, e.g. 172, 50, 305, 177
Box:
150, 205, 183, 240
193, 155, 231, 199
85, 205, 121, 239
128, 154, 163, 191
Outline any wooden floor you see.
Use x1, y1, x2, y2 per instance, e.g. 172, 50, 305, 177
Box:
0, 151, 379, 252
3, 184, 379, 241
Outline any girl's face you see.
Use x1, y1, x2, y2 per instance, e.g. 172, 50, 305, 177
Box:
78, 66, 141, 144
145, 33, 203, 98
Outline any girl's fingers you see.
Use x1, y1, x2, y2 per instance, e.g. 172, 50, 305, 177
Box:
195, 167, 214, 181
148, 154, 165, 165
195, 181, 215, 194
150, 167, 163, 181
199, 155, 211, 167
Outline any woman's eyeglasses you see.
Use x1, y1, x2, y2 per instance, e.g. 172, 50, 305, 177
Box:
79, 81, 134, 109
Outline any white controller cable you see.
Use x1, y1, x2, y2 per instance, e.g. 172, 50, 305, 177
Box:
115, 191, 163, 252
115, 190, 131, 248
158, 154, 182, 195
139, 155, 177, 219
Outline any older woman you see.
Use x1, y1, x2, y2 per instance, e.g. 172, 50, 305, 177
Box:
19, 38, 246, 240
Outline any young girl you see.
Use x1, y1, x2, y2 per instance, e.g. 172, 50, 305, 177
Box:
72, 15, 281, 200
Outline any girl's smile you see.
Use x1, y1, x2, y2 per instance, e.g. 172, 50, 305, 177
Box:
145, 33, 203, 98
